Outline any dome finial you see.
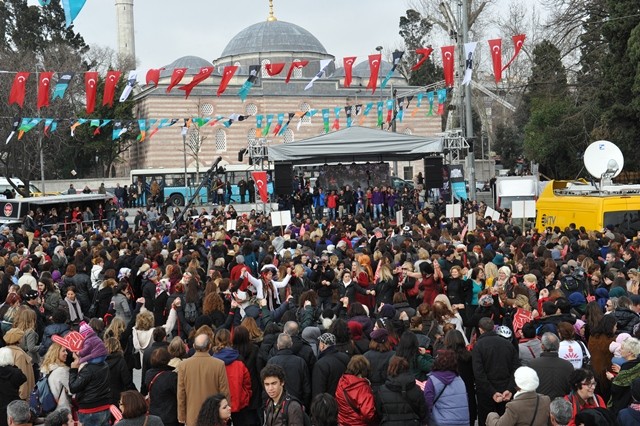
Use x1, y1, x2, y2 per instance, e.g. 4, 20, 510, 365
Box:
267, 0, 277, 21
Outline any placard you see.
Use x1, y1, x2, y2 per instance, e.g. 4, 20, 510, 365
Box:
485, 207, 501, 221
467, 213, 477, 231
271, 210, 292, 227
225, 219, 237, 231
511, 200, 536, 218
446, 203, 461, 218
395, 209, 403, 226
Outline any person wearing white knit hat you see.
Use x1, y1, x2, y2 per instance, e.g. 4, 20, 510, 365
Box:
486, 367, 551, 426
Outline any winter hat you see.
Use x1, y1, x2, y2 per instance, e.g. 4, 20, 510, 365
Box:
573, 319, 586, 337
51, 270, 62, 283
318, 333, 336, 347
492, 253, 504, 266
3, 328, 25, 345
370, 328, 389, 344
514, 366, 539, 392
347, 321, 364, 341
568, 292, 587, 308
301, 327, 322, 345
609, 333, 631, 356
118, 268, 131, 280
321, 309, 336, 330
609, 287, 627, 298
79, 321, 95, 338
479, 294, 494, 307
379, 304, 396, 319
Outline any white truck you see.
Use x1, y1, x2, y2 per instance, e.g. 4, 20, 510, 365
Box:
495, 175, 541, 210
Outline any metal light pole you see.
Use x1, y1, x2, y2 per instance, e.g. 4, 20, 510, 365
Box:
181, 124, 188, 201
461, 0, 476, 200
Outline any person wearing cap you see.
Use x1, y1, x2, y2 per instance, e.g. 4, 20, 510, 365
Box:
365, 327, 395, 391
2, 328, 35, 400
312, 333, 349, 399
486, 366, 551, 426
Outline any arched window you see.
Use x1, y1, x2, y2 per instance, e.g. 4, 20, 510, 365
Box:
293, 58, 303, 78
234, 61, 242, 74
215, 129, 227, 152
299, 102, 311, 123
283, 129, 295, 143
403, 128, 413, 135
248, 128, 256, 145
245, 103, 258, 116
261, 59, 271, 78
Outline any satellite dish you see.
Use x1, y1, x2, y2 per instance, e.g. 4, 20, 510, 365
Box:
583, 140, 624, 178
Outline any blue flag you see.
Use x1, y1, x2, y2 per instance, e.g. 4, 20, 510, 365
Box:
52, 72, 74, 100
62, 0, 87, 27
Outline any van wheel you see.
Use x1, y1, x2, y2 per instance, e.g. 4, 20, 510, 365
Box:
169, 194, 184, 206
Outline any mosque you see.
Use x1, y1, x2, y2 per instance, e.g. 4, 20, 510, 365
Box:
121, 0, 442, 180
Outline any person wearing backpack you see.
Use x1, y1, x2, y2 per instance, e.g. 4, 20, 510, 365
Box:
39, 342, 72, 411
262, 363, 309, 426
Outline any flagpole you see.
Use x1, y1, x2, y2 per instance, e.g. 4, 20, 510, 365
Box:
461, 0, 476, 201
36, 65, 46, 194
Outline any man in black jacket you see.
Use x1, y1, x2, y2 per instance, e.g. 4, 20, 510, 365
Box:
472, 318, 520, 426
267, 333, 311, 407
311, 333, 349, 399
528, 332, 573, 400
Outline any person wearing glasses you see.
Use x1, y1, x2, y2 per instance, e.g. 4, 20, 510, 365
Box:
563, 369, 606, 425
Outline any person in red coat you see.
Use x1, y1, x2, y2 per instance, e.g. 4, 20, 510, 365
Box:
212, 329, 252, 424
335, 355, 377, 426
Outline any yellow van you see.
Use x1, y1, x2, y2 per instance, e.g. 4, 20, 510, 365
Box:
535, 180, 640, 232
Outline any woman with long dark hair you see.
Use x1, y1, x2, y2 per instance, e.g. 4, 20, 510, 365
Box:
395, 331, 433, 382
588, 314, 617, 401
196, 394, 232, 426
444, 329, 476, 426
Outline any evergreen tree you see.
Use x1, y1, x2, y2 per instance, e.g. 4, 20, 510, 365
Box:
398, 9, 443, 86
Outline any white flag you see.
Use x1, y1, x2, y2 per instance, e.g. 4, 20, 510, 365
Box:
119, 70, 138, 102
461, 42, 477, 86
304, 59, 333, 90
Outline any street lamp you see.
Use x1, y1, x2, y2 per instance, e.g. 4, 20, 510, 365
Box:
181, 121, 188, 202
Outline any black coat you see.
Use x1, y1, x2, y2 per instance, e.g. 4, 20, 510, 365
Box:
39, 323, 70, 356
471, 331, 520, 397
364, 349, 395, 390
69, 362, 111, 409
528, 352, 574, 400
375, 372, 427, 426
106, 352, 135, 404
613, 308, 640, 335
145, 367, 179, 426
0, 366, 26, 426
142, 342, 169, 395
311, 346, 350, 398
257, 333, 278, 374
267, 348, 311, 406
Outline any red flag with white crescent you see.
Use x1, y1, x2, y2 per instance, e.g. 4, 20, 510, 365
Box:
103, 70, 122, 107
343, 56, 357, 87
441, 45, 455, 87
252, 171, 269, 203
488, 39, 502, 82
265, 63, 285, 76
502, 34, 526, 72
285, 60, 309, 83
166, 68, 187, 93
412, 47, 433, 71
217, 65, 238, 96
178, 66, 214, 99
37, 71, 54, 109
367, 54, 382, 94
84, 71, 99, 114
8, 72, 30, 108
146, 68, 164, 87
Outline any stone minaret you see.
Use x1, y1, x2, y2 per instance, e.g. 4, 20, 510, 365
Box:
115, 0, 136, 62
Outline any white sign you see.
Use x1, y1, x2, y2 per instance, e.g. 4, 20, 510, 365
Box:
511, 200, 536, 218
225, 219, 237, 231
467, 213, 477, 231
485, 207, 501, 221
395, 210, 403, 226
271, 210, 292, 227
446, 203, 461, 218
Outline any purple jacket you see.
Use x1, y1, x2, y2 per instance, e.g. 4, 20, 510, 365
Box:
372, 191, 384, 205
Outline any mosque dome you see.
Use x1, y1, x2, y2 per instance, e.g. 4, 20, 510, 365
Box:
220, 20, 328, 57
334, 60, 393, 78
161, 56, 213, 76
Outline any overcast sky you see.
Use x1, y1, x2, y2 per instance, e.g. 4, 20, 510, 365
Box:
66, 0, 414, 71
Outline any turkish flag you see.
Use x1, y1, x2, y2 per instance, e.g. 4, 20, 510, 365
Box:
367, 54, 382, 94
84, 71, 99, 114
502, 34, 526, 71
285, 60, 309, 83
146, 68, 164, 87
166, 68, 187, 93
412, 47, 433, 71
265, 63, 285, 76
217, 65, 238, 96
178, 66, 213, 98
343, 56, 357, 87
488, 39, 502, 82
8, 72, 30, 108
252, 171, 269, 203
441, 45, 455, 87
37, 71, 54, 109
103, 70, 121, 107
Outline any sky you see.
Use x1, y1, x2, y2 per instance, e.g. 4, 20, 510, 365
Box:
65, 0, 416, 71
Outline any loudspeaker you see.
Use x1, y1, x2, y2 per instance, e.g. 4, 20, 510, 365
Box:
423, 157, 444, 189
274, 163, 294, 196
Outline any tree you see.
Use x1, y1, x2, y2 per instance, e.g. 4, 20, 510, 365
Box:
398, 9, 442, 86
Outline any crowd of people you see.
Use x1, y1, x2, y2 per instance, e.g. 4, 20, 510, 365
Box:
1, 194, 640, 426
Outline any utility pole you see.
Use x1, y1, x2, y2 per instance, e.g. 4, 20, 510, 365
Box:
461, 0, 476, 200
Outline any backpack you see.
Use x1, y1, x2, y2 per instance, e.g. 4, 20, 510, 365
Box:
29, 374, 59, 416
184, 302, 198, 324
266, 394, 311, 426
